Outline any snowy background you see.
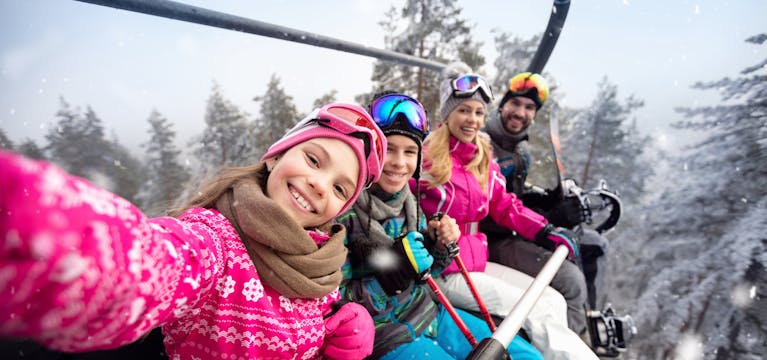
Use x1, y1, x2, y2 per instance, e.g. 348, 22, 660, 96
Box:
1, 1, 765, 359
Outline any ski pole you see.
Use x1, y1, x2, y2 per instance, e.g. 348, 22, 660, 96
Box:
422, 272, 478, 346
431, 212, 497, 332
424, 213, 480, 346
466, 245, 570, 359
445, 242, 497, 332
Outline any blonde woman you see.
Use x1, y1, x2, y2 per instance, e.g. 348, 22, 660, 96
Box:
413, 63, 598, 359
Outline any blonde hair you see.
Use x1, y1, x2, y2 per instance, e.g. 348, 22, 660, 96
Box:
422, 121, 493, 192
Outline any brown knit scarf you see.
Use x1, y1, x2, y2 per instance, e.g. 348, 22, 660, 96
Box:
215, 164, 347, 299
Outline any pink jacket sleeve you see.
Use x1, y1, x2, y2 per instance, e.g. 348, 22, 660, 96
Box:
0, 151, 223, 352
487, 161, 548, 240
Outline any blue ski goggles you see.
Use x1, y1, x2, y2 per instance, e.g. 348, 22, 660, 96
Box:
369, 94, 429, 137
451, 74, 494, 103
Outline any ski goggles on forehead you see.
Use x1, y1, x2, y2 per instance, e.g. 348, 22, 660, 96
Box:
305, 103, 385, 187
369, 94, 429, 137
509, 72, 549, 104
451, 74, 494, 103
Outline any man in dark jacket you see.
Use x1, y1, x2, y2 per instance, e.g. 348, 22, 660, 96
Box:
480, 72, 593, 336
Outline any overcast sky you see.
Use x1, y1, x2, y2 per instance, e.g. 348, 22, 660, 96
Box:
1, 0, 765, 154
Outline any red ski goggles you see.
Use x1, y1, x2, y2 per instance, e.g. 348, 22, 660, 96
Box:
369, 94, 429, 138
508, 72, 549, 104
451, 74, 494, 103
291, 103, 386, 187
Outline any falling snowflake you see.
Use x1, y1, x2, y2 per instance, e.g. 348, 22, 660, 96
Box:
731, 282, 755, 308
674, 333, 703, 360
368, 248, 398, 271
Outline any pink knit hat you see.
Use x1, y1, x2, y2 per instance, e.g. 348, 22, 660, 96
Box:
261, 102, 386, 214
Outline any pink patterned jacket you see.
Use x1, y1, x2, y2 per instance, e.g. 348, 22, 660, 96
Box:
412, 137, 548, 275
0, 151, 339, 359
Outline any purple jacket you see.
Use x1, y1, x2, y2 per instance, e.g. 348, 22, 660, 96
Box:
0, 151, 339, 359
412, 137, 548, 274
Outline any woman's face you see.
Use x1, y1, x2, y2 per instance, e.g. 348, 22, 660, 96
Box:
378, 134, 419, 194
445, 99, 486, 143
266, 137, 360, 228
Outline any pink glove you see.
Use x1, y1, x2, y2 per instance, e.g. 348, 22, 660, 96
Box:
535, 224, 580, 261
323, 301, 375, 360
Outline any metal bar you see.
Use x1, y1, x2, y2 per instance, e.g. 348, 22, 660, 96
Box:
527, 0, 571, 73
74, 0, 447, 71
491, 245, 569, 346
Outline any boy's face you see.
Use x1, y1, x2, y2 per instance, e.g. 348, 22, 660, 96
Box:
500, 96, 537, 134
378, 134, 419, 194
266, 137, 360, 228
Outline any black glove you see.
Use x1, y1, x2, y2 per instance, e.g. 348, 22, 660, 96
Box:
372, 233, 432, 296
535, 224, 580, 261
545, 195, 586, 228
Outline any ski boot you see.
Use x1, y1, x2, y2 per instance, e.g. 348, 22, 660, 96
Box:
586, 304, 636, 358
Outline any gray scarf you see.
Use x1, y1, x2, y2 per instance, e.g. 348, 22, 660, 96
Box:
485, 111, 529, 156
350, 186, 419, 249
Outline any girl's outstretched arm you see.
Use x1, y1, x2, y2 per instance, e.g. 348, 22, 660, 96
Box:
0, 151, 222, 352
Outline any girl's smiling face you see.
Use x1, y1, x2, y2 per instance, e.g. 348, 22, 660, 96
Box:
266, 137, 360, 228
445, 99, 486, 143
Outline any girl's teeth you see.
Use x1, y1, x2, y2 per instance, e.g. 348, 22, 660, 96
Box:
291, 189, 314, 212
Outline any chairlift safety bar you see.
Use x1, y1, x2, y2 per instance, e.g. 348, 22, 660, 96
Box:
74, 0, 448, 71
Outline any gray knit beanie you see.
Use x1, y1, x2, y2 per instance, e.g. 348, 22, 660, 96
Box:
438, 62, 489, 121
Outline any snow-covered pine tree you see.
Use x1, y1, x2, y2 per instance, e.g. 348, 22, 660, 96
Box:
45, 97, 89, 177
563, 77, 648, 196
103, 133, 145, 204
17, 139, 46, 160
0, 128, 13, 150
252, 74, 300, 159
136, 109, 190, 216
80, 106, 111, 172
623, 33, 766, 360
312, 89, 338, 110
361, 0, 484, 123
191, 82, 252, 175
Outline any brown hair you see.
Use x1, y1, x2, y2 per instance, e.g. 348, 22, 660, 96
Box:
166, 162, 268, 218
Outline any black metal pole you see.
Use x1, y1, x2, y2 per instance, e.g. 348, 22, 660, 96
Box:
527, 0, 571, 74
74, 0, 447, 71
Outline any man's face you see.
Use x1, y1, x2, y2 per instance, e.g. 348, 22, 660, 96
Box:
499, 96, 537, 134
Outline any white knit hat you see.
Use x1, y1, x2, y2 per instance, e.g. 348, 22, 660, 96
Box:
438, 62, 489, 121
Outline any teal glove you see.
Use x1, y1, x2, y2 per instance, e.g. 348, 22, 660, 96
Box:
400, 231, 434, 274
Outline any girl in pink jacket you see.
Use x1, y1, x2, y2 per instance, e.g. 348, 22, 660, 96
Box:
413, 64, 599, 359
0, 102, 383, 360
